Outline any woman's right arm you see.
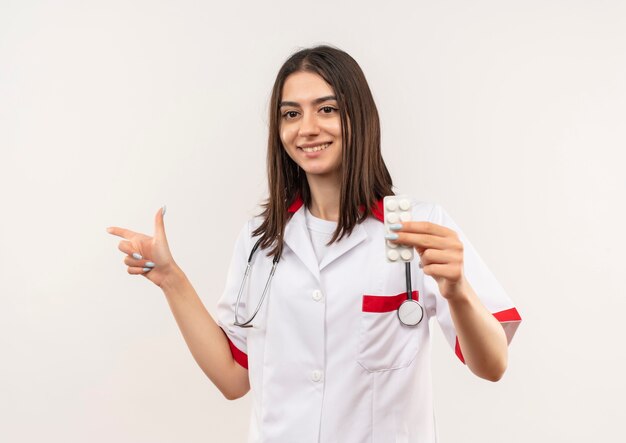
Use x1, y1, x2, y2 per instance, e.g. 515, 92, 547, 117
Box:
106, 207, 249, 400
161, 266, 250, 400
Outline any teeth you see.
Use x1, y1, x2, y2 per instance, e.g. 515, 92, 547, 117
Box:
301, 143, 330, 153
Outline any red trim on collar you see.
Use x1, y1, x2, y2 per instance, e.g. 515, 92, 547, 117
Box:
288, 195, 385, 223
371, 199, 385, 223
287, 195, 304, 213
357, 199, 384, 223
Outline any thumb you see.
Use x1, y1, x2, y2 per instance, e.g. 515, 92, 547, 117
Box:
154, 205, 168, 241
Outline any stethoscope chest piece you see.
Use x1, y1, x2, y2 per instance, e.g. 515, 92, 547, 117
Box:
397, 299, 424, 327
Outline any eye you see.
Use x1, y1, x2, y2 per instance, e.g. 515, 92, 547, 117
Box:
320, 106, 337, 114
282, 110, 299, 119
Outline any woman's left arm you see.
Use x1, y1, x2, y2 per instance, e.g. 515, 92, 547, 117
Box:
388, 221, 508, 381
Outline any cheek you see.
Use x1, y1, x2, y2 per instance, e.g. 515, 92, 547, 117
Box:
280, 124, 296, 146
279, 127, 297, 161
328, 118, 343, 138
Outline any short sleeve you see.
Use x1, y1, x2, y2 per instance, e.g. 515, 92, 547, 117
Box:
215, 220, 252, 369
420, 203, 522, 364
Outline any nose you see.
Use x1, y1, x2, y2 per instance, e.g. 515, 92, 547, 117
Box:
298, 111, 320, 137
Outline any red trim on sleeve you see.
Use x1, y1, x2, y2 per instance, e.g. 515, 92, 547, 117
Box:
454, 307, 522, 364
226, 336, 249, 370
493, 307, 522, 322
362, 291, 419, 313
454, 337, 466, 364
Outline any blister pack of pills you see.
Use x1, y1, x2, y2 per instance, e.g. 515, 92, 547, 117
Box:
384, 195, 414, 262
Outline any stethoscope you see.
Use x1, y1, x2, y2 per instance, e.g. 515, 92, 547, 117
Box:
234, 238, 424, 328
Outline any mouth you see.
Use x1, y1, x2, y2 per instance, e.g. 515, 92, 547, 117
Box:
298, 142, 332, 153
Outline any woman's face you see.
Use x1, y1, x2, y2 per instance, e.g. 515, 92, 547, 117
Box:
279, 71, 343, 180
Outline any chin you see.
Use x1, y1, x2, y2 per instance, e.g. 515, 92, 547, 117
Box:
303, 167, 340, 178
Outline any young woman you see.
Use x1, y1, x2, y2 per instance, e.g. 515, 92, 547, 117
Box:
107, 45, 521, 442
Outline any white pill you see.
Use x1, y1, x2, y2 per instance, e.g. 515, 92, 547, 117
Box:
385, 199, 398, 211
386, 212, 399, 223
400, 212, 411, 222
387, 249, 399, 261
399, 199, 411, 210
387, 240, 398, 248
400, 249, 413, 260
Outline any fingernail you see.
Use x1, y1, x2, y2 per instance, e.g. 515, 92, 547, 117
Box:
389, 223, 403, 231
385, 233, 399, 240
162, 205, 167, 216
145, 261, 155, 267
142, 267, 152, 272
132, 252, 143, 260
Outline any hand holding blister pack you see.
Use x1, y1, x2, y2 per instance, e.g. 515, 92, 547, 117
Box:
383, 195, 424, 326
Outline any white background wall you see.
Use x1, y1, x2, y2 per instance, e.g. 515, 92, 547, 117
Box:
1, 0, 624, 441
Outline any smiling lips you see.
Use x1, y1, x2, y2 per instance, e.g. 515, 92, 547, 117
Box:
299, 142, 332, 153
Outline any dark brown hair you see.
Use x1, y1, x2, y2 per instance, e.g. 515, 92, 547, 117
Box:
252, 45, 394, 258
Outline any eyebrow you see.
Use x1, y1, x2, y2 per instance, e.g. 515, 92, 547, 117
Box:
279, 95, 337, 108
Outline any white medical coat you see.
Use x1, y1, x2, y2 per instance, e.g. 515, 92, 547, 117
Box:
216, 199, 521, 443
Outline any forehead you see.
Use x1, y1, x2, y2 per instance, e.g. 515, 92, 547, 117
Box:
281, 71, 335, 102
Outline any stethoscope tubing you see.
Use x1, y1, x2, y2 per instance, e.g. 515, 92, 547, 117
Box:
234, 238, 278, 328
234, 238, 424, 328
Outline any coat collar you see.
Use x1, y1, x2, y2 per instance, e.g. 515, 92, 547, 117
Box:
287, 195, 385, 223
283, 195, 385, 279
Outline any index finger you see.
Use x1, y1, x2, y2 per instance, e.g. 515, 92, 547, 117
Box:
397, 221, 455, 238
105, 226, 137, 239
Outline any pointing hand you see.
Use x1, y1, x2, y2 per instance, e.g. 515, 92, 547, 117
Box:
106, 206, 179, 289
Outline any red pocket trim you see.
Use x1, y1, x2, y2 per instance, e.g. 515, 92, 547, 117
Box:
362, 291, 419, 313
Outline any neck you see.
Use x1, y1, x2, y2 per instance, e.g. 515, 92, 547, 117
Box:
305, 172, 341, 222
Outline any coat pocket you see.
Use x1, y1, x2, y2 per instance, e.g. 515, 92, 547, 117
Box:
357, 291, 423, 372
